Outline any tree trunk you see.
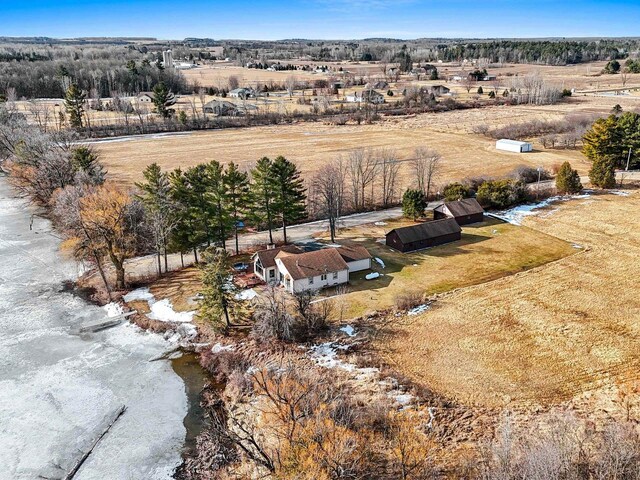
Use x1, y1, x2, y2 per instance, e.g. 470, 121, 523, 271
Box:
180, 251, 184, 268
115, 264, 125, 290
156, 251, 162, 276
193, 247, 199, 264
282, 218, 288, 244
93, 252, 112, 301
234, 225, 239, 255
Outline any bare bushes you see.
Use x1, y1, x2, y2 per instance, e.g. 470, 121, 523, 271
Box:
480, 414, 640, 480
395, 291, 425, 311
509, 165, 552, 184
251, 287, 330, 343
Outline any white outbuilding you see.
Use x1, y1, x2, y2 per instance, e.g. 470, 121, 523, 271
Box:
496, 139, 533, 153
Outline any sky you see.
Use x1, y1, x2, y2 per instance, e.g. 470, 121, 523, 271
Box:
1, 0, 639, 40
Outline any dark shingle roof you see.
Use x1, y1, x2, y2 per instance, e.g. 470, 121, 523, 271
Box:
387, 218, 461, 244
254, 245, 303, 269
337, 245, 371, 263
435, 198, 484, 218
278, 249, 348, 280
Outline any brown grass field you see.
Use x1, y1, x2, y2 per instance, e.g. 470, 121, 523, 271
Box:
374, 190, 640, 409
316, 217, 575, 319
93, 94, 640, 189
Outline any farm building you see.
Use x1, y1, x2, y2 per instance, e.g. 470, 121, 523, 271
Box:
229, 88, 254, 99
137, 92, 154, 103
253, 244, 372, 293
346, 89, 385, 104
429, 85, 450, 95
434, 198, 485, 225
386, 218, 462, 253
202, 100, 241, 116
496, 139, 533, 153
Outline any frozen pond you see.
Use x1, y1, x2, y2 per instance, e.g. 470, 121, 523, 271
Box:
0, 178, 188, 479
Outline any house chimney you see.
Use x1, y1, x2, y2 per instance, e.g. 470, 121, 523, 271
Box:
267, 243, 275, 250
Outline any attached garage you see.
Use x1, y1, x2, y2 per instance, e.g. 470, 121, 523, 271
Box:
496, 139, 533, 153
386, 218, 462, 253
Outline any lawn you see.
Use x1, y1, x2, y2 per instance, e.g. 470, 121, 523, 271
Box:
319, 216, 576, 319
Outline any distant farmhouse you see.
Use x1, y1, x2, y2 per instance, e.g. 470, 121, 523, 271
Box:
137, 92, 154, 103
229, 88, 254, 99
253, 244, 371, 293
346, 89, 385, 104
434, 198, 485, 225
428, 85, 450, 96
203, 100, 241, 116
386, 218, 462, 253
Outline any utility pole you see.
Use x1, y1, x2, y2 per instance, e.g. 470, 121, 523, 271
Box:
536, 166, 542, 199
620, 147, 632, 187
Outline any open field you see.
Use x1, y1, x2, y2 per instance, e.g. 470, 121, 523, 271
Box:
317, 217, 575, 319
375, 189, 640, 409
93, 100, 622, 188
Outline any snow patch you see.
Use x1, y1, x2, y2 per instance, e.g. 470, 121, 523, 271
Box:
407, 304, 431, 316
374, 257, 386, 269
235, 289, 258, 301
148, 299, 195, 323
211, 343, 235, 354
493, 192, 592, 225
340, 325, 356, 337
103, 302, 124, 318
374, 221, 387, 226
572, 244, 583, 249
610, 190, 630, 197
123, 287, 155, 302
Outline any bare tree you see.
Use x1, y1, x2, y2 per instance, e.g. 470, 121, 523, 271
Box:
228, 75, 239, 91
378, 148, 401, 207
347, 149, 379, 211
312, 160, 345, 242
621, 68, 630, 88
413, 147, 442, 200
284, 75, 297, 98
462, 75, 476, 94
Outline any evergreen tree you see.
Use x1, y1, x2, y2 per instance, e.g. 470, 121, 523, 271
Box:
64, 83, 86, 130
205, 160, 233, 251
250, 157, 277, 244
555, 161, 583, 194
169, 168, 207, 264
477, 86, 484, 94
271, 156, 307, 244
589, 157, 616, 189
442, 182, 471, 201
402, 189, 427, 220
583, 115, 623, 188
152, 82, 176, 118
70, 146, 106, 184
198, 247, 237, 333
223, 162, 250, 254
136, 163, 175, 274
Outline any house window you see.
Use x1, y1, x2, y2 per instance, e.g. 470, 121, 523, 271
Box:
269, 269, 275, 279
309, 276, 314, 285
333, 272, 338, 279
321, 274, 327, 281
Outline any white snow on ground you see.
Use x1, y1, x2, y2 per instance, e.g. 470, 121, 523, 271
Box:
394, 394, 413, 405
103, 302, 124, 318
235, 288, 258, 301
340, 325, 356, 337
211, 342, 235, 353
573, 244, 583, 249
123, 287, 155, 302
374, 257, 386, 268
148, 299, 195, 323
407, 304, 431, 316
493, 192, 592, 225
427, 407, 436, 429
610, 190, 630, 196
366, 272, 380, 280
374, 221, 387, 226
308, 342, 355, 371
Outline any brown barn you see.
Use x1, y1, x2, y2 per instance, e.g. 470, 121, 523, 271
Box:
433, 198, 485, 225
386, 218, 462, 253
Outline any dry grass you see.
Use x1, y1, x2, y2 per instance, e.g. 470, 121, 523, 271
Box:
374, 190, 640, 409
320, 216, 575, 319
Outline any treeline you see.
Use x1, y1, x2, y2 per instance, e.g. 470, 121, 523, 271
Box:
0, 44, 188, 98
583, 110, 640, 187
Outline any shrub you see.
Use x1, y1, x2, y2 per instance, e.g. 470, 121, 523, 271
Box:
442, 182, 472, 201
387, 89, 394, 97
395, 291, 424, 311
556, 161, 583, 194
477, 86, 484, 94
511, 165, 552, 184
562, 88, 572, 97
476, 179, 528, 209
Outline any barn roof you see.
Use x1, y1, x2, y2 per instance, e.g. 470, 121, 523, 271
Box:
435, 198, 484, 218
387, 218, 461, 244
253, 245, 303, 269
278, 249, 348, 280
337, 245, 371, 263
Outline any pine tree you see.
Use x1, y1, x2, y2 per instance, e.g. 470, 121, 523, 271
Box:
136, 163, 175, 274
198, 247, 237, 333
250, 157, 277, 244
402, 189, 427, 220
583, 115, 622, 188
589, 157, 616, 188
152, 82, 176, 118
64, 83, 86, 130
169, 168, 207, 264
70, 146, 105, 184
271, 156, 307, 244
555, 161, 583, 194
205, 160, 232, 251
223, 162, 250, 254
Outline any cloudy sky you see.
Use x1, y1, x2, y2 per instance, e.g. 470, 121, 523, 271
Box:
3, 0, 639, 39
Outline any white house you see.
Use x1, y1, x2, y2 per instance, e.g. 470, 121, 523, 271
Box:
252, 244, 371, 293
137, 92, 154, 103
496, 139, 533, 153
229, 88, 253, 99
